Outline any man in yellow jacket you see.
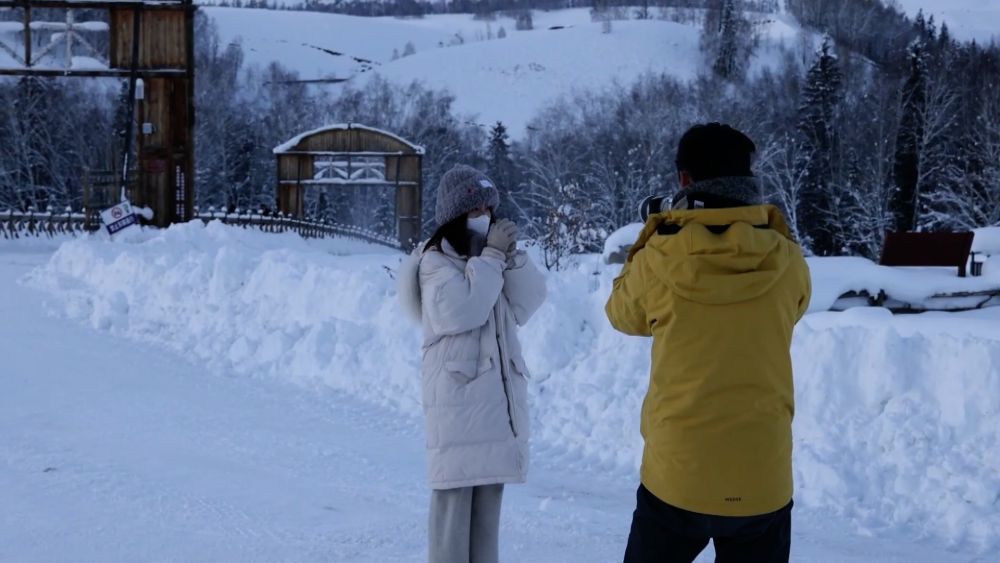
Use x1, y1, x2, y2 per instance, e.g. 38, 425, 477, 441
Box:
607, 123, 811, 563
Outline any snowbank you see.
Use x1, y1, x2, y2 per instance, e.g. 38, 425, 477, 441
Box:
602, 222, 644, 263
26, 223, 1000, 552
973, 227, 1000, 255
806, 256, 1000, 313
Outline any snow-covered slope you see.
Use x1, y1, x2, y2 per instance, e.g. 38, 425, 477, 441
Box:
896, 0, 1000, 44
203, 7, 807, 137
369, 19, 704, 136
21, 223, 1000, 555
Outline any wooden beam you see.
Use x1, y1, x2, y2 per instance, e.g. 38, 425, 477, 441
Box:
277, 150, 413, 157
0, 67, 186, 77
0, 1, 190, 10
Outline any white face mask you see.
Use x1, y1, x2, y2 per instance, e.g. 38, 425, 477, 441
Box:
467, 214, 491, 236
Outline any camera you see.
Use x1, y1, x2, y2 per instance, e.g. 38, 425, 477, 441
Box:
638, 195, 670, 223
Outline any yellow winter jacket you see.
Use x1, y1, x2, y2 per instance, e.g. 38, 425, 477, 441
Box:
606, 205, 811, 517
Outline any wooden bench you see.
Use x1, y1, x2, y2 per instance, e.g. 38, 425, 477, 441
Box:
880, 232, 975, 277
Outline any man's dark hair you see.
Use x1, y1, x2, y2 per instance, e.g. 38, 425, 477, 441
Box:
675, 123, 756, 182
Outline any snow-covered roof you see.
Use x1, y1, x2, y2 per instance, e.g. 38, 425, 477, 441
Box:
272, 124, 425, 155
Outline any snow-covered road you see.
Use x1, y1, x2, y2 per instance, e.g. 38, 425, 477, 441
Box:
0, 246, 986, 562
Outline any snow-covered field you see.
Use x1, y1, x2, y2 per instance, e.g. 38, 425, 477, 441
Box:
3, 224, 997, 561
203, 7, 808, 137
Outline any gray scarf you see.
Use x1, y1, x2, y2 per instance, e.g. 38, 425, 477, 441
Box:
674, 176, 764, 208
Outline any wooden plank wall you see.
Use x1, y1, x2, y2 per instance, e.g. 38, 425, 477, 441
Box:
110, 8, 187, 69
293, 129, 415, 154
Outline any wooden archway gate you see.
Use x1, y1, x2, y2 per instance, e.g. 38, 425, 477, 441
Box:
274, 124, 424, 251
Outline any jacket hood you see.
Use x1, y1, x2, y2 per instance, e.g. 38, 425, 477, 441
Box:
628, 205, 797, 306
398, 240, 467, 323
398, 246, 425, 323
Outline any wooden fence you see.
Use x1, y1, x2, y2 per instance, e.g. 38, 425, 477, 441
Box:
195, 209, 402, 249
0, 207, 402, 250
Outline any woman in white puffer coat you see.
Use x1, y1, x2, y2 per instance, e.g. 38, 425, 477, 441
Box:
399, 164, 547, 563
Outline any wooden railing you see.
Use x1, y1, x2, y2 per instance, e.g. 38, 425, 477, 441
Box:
0, 208, 90, 239
1, 207, 402, 250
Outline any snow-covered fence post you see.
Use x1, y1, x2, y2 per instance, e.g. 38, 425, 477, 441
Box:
44, 207, 54, 238
1, 209, 12, 239
27, 208, 38, 237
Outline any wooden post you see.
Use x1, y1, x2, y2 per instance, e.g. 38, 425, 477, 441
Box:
182, 0, 195, 223
22, 0, 31, 67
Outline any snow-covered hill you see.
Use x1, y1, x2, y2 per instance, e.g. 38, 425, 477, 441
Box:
18, 223, 1000, 555
203, 7, 807, 137
896, 0, 1000, 44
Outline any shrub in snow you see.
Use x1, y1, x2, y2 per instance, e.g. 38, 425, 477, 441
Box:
514, 11, 533, 31
402, 41, 416, 57
537, 182, 608, 270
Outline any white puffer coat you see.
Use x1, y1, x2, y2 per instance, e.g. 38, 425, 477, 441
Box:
400, 240, 547, 489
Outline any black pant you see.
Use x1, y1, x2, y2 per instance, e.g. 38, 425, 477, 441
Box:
624, 484, 792, 563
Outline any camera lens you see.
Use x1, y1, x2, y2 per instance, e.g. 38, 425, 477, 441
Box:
639, 195, 664, 222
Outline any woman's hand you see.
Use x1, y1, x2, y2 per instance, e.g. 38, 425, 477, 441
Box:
487, 219, 518, 254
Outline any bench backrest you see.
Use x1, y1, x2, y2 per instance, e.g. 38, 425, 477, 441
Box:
880, 232, 975, 277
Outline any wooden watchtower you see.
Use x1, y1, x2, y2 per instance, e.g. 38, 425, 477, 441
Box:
0, 0, 195, 228
274, 124, 424, 250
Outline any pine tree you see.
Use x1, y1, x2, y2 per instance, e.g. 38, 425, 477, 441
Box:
487, 122, 511, 177
914, 10, 927, 38
713, 0, 740, 79
892, 40, 928, 232
938, 22, 952, 52
796, 36, 843, 255
706, 0, 753, 81
486, 122, 518, 216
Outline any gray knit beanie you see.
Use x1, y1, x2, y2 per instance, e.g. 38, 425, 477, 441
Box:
435, 165, 501, 225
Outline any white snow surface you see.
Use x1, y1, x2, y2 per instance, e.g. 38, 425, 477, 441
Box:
4, 243, 990, 563
9, 223, 998, 558
896, 0, 1000, 44
973, 226, 1000, 254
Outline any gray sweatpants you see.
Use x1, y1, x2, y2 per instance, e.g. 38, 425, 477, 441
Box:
428, 484, 504, 563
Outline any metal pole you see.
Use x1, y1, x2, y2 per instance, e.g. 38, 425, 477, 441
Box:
119, 7, 142, 202
65, 9, 73, 68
